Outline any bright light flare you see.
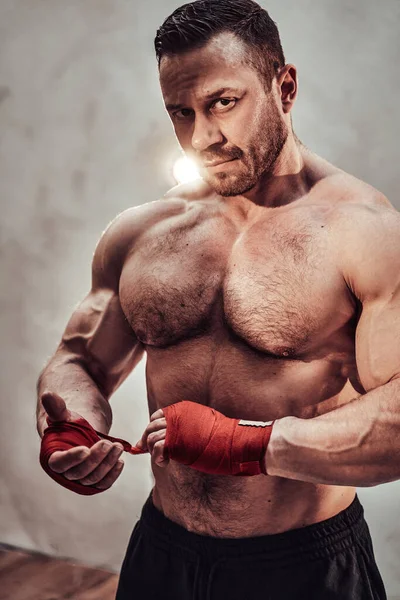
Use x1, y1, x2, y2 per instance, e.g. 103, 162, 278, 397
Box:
172, 156, 201, 185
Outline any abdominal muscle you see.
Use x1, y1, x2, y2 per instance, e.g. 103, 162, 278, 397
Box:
151, 462, 355, 537
145, 343, 358, 538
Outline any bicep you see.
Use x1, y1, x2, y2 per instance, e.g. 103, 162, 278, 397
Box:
59, 287, 144, 398
337, 202, 400, 391
58, 209, 145, 397
355, 294, 400, 392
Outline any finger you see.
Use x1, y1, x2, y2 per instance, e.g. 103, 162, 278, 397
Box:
153, 439, 169, 468
147, 430, 166, 454
146, 418, 167, 437
48, 446, 90, 473
150, 409, 165, 421
63, 440, 119, 480
136, 418, 167, 450
41, 392, 70, 422
96, 460, 125, 491
79, 444, 124, 485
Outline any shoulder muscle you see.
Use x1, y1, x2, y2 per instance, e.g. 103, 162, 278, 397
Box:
92, 199, 188, 291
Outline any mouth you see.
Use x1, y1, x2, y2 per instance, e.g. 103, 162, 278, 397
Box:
203, 158, 237, 169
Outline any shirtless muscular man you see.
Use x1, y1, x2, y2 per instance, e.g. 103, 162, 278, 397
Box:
37, 1, 399, 598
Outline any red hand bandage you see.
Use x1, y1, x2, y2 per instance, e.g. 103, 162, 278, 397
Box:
163, 401, 274, 476
40, 417, 146, 495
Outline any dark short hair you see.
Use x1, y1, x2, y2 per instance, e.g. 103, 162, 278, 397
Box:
154, 0, 285, 91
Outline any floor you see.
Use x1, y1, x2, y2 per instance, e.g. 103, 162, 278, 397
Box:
0, 545, 119, 600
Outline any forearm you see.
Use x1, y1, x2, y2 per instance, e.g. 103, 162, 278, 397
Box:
36, 351, 113, 438
265, 379, 400, 487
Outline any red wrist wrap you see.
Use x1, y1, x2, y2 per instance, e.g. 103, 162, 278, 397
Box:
39, 417, 145, 495
162, 401, 274, 476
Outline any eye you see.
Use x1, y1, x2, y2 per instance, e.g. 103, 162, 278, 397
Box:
173, 108, 194, 121
211, 98, 237, 112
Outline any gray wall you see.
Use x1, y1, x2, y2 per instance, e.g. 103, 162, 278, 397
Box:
1, 0, 400, 596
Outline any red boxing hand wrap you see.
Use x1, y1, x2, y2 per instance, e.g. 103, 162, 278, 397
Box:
163, 401, 274, 476
40, 417, 146, 495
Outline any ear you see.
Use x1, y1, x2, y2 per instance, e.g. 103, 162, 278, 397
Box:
276, 64, 298, 114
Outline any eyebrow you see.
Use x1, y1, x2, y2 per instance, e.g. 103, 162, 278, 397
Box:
165, 87, 241, 111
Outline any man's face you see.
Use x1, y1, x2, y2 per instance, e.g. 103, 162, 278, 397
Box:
159, 32, 288, 197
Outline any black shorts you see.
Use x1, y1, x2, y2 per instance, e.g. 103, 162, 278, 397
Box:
115, 491, 386, 600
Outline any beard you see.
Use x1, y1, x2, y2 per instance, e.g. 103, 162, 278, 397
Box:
197, 103, 288, 197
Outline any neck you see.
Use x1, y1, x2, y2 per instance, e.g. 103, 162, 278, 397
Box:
241, 131, 310, 208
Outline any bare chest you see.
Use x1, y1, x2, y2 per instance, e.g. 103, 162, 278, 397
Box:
119, 204, 352, 357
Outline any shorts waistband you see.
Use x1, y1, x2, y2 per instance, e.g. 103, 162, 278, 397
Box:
138, 491, 368, 567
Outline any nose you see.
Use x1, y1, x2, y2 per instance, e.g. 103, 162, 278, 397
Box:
191, 114, 224, 152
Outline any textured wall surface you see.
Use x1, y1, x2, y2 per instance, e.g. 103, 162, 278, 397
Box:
1, 0, 399, 596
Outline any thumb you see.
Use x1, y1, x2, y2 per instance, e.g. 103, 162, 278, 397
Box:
41, 392, 71, 423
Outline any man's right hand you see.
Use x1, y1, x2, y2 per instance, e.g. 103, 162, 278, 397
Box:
41, 392, 125, 491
